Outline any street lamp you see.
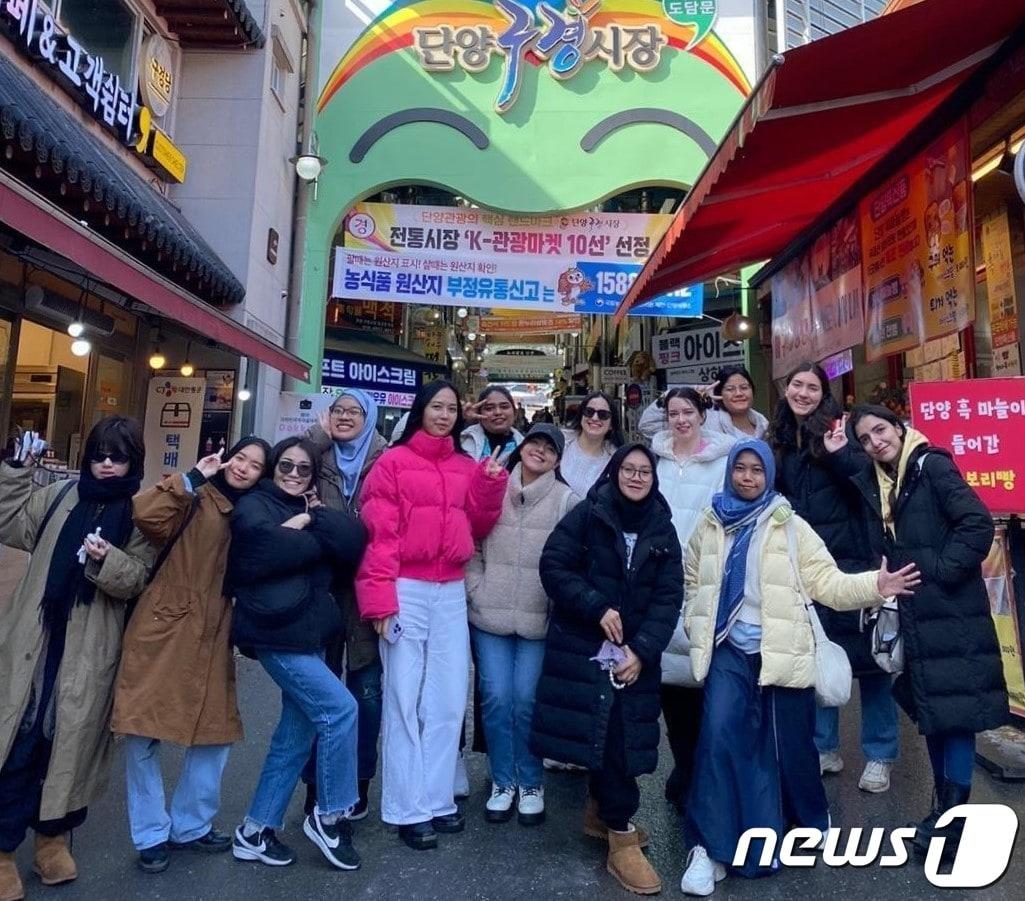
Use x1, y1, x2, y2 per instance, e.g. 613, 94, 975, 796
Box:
290, 150, 328, 183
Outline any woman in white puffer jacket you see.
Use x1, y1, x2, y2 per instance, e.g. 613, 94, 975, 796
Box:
652, 388, 736, 810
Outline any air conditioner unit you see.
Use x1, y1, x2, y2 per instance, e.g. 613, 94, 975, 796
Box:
24, 284, 116, 337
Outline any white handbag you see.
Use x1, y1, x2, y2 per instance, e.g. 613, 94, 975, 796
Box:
785, 520, 853, 708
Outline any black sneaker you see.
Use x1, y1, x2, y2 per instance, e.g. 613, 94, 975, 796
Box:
303, 810, 361, 871
398, 821, 438, 851
169, 828, 232, 853
350, 779, 370, 822
232, 826, 295, 866
137, 842, 170, 874
432, 812, 465, 834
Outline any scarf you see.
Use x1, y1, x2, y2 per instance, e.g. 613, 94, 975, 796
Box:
332, 389, 380, 499
601, 443, 662, 532
711, 439, 778, 646
39, 467, 140, 632
210, 436, 272, 504
874, 427, 928, 539
482, 428, 518, 461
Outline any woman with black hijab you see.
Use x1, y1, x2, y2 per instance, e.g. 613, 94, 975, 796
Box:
0, 418, 152, 897
113, 437, 271, 874
531, 444, 682, 895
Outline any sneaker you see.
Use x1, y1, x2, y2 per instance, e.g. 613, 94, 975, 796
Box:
398, 821, 438, 851
303, 810, 361, 871
819, 751, 844, 775
543, 758, 587, 773
136, 842, 170, 874
485, 784, 516, 823
517, 787, 545, 827
232, 826, 295, 867
454, 752, 470, 799
679, 846, 726, 896
858, 760, 891, 793
169, 828, 232, 853
350, 779, 371, 822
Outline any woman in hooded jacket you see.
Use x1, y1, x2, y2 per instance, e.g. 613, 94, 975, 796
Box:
113, 437, 270, 874
0, 418, 152, 899
679, 440, 921, 896
531, 444, 681, 896
652, 387, 736, 810
769, 362, 900, 793
849, 405, 1006, 859
227, 438, 367, 874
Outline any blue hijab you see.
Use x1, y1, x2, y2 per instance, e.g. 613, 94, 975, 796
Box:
332, 389, 380, 499
711, 439, 779, 646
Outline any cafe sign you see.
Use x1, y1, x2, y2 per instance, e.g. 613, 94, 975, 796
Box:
139, 33, 174, 119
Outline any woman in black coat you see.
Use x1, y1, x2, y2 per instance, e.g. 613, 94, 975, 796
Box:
769, 362, 899, 792
849, 405, 1006, 852
532, 444, 681, 896
227, 437, 367, 873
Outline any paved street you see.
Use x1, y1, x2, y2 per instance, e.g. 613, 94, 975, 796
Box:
13, 658, 1025, 901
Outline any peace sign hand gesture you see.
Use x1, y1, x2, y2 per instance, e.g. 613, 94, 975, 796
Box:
483, 444, 506, 479
195, 448, 227, 479
823, 414, 849, 454
463, 400, 484, 424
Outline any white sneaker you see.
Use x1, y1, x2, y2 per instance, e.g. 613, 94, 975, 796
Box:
819, 751, 844, 775
485, 784, 516, 823
679, 846, 726, 896
858, 760, 891, 793
454, 751, 470, 799
517, 787, 545, 827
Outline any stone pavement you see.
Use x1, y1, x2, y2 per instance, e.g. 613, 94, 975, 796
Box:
12, 658, 1025, 901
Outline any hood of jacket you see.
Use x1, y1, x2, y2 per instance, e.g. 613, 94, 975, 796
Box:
461, 423, 524, 460
652, 428, 735, 464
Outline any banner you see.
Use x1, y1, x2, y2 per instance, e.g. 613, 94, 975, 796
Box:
983, 528, 1025, 719
142, 377, 205, 488
480, 311, 582, 335
321, 347, 442, 408
326, 299, 401, 338
333, 203, 703, 317
652, 324, 744, 383
909, 378, 1025, 515
771, 212, 864, 377
861, 122, 974, 362
981, 208, 1022, 376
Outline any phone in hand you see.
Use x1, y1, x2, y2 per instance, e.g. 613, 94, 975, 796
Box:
382, 618, 403, 644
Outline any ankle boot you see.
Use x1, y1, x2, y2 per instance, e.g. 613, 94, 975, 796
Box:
33, 833, 77, 886
909, 779, 943, 856
930, 781, 972, 861
607, 829, 661, 895
0, 852, 25, 901
582, 798, 649, 848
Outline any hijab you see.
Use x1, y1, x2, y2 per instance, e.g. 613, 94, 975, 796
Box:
710, 439, 779, 646
331, 389, 380, 499
599, 443, 662, 532
210, 436, 272, 504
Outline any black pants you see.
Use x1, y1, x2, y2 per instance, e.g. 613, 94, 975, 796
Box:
588, 699, 638, 832
660, 684, 705, 808
0, 712, 87, 852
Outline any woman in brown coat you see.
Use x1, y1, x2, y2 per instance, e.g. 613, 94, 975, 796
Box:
0, 418, 151, 901
112, 437, 270, 875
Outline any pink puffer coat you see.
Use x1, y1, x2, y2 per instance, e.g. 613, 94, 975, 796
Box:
356, 429, 507, 620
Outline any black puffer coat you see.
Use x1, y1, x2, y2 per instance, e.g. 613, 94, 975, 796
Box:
530, 484, 682, 776
776, 429, 878, 675
851, 445, 1007, 735
228, 480, 366, 654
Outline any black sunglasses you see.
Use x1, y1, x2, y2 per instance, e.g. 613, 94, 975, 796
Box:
90, 449, 130, 465
277, 459, 313, 478
582, 406, 612, 422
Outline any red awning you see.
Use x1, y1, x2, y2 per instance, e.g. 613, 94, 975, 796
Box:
0, 174, 311, 382
616, 0, 1025, 321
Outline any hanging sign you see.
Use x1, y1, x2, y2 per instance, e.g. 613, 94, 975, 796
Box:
652, 324, 743, 381
139, 33, 174, 118
142, 377, 204, 488
981, 208, 1022, 377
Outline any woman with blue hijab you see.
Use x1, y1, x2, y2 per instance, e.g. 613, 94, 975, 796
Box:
678, 440, 920, 895
302, 389, 388, 819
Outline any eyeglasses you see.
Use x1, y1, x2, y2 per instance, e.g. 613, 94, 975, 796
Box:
277, 459, 313, 478
582, 406, 612, 421
91, 450, 130, 465
330, 406, 365, 420
621, 465, 653, 480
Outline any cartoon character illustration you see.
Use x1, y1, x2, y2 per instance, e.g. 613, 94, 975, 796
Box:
558, 267, 594, 306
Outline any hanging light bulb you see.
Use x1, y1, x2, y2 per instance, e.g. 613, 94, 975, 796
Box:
70, 338, 91, 357
180, 341, 194, 377
467, 332, 477, 341
148, 347, 166, 369
457, 307, 468, 318
67, 321, 85, 338
237, 388, 252, 402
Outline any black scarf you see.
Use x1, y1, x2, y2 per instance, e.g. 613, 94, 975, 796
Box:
209, 436, 272, 504
255, 477, 309, 512
600, 443, 663, 533
39, 467, 140, 632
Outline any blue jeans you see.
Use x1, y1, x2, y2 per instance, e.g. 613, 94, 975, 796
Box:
471, 627, 545, 790
926, 731, 976, 788
124, 737, 231, 850
815, 672, 899, 762
246, 651, 359, 831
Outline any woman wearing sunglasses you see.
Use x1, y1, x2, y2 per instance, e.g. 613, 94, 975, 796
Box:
0, 418, 152, 897
356, 380, 507, 851
227, 437, 367, 873
113, 436, 271, 874
560, 391, 625, 500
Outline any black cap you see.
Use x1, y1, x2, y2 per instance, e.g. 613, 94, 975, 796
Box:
523, 423, 565, 458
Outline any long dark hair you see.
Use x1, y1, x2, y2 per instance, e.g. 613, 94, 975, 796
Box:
767, 362, 839, 460
82, 415, 145, 477
712, 365, 756, 411
571, 390, 625, 448
663, 387, 710, 422
393, 379, 467, 454
269, 436, 320, 490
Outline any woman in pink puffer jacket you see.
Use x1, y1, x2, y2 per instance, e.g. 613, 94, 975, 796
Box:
356, 379, 507, 851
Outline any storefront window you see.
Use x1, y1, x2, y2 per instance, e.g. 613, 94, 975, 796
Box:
90, 352, 129, 426
58, 0, 139, 85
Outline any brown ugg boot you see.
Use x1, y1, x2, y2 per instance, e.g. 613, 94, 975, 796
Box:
0, 852, 25, 901
607, 828, 661, 895
582, 798, 649, 848
33, 834, 77, 886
